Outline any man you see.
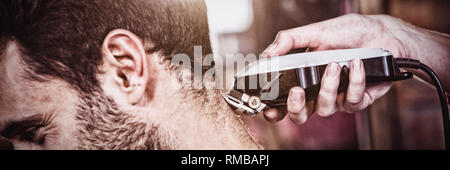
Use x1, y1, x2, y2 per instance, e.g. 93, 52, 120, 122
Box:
1, 1, 447, 150
0, 0, 260, 149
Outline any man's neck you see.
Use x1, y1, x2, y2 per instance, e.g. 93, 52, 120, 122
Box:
199, 89, 262, 149
160, 88, 262, 149
149, 69, 261, 149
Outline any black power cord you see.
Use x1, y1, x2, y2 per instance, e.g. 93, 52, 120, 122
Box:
395, 58, 449, 150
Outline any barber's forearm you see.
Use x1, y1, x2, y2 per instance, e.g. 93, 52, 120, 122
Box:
410, 27, 450, 92
390, 18, 450, 92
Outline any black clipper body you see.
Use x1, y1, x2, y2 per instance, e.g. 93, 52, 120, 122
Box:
222, 49, 413, 116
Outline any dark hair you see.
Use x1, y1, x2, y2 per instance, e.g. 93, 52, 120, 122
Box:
0, 0, 212, 92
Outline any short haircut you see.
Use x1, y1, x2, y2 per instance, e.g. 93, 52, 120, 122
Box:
0, 0, 212, 149
0, 0, 212, 92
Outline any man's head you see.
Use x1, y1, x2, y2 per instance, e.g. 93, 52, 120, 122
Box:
0, 0, 259, 149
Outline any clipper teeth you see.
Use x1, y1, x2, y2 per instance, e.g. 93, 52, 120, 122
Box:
221, 92, 259, 116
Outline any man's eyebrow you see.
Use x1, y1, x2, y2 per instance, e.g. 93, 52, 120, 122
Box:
0, 114, 44, 138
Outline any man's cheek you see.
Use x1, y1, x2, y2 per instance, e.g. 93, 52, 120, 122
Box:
45, 104, 81, 149
8, 139, 45, 150
0, 136, 13, 150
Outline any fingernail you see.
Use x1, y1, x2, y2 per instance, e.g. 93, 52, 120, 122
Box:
289, 88, 300, 102
327, 63, 340, 77
263, 43, 277, 56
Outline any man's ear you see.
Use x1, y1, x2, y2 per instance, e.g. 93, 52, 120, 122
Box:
101, 29, 149, 105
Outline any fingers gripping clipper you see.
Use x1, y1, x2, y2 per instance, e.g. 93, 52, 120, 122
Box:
222, 48, 413, 116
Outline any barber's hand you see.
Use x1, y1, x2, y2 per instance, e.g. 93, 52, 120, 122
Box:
262, 14, 413, 124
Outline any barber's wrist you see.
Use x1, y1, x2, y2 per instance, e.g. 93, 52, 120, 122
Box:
392, 27, 417, 60
372, 14, 417, 59
392, 21, 421, 60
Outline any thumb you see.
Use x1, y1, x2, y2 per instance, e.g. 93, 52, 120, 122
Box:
262, 23, 323, 57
